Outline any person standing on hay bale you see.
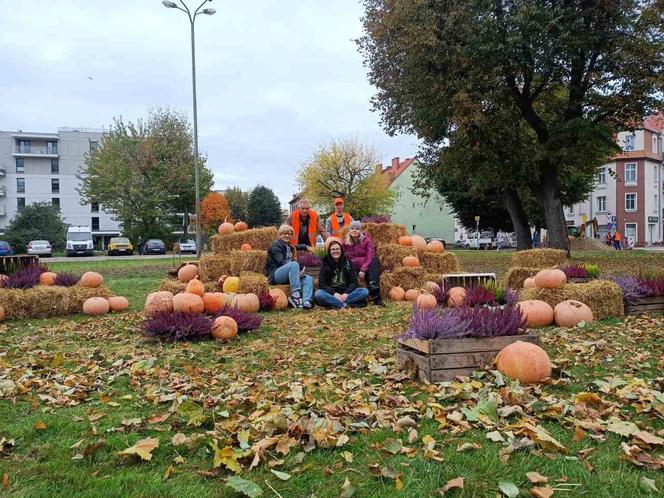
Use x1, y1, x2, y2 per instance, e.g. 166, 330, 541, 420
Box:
343, 220, 384, 306
315, 239, 369, 309
326, 197, 353, 238
265, 225, 314, 309
285, 198, 329, 250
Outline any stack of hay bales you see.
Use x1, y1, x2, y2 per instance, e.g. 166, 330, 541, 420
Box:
504, 249, 568, 289
520, 280, 624, 319
0, 285, 112, 320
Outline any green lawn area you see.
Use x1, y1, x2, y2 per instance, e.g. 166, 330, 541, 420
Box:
1, 252, 663, 497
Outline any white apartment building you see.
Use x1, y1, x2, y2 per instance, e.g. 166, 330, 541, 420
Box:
0, 127, 121, 248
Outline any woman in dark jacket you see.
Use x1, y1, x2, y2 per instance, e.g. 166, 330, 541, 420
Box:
315, 239, 369, 309
265, 224, 314, 309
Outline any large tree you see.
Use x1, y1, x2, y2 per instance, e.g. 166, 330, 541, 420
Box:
359, 0, 663, 251
200, 192, 230, 233
223, 187, 250, 222
247, 185, 282, 228
4, 202, 67, 252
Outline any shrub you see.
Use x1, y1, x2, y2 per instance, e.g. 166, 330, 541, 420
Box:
54, 272, 80, 287
214, 306, 262, 331
5, 263, 47, 289
141, 312, 213, 342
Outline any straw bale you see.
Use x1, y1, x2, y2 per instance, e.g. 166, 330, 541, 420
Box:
424, 273, 444, 285
362, 222, 407, 246
380, 266, 426, 297
158, 279, 217, 295
270, 284, 291, 295
376, 243, 418, 271
511, 248, 568, 268
0, 285, 112, 319
199, 254, 232, 282
230, 250, 268, 276
504, 267, 541, 289
239, 272, 270, 295
420, 252, 460, 274
210, 226, 278, 254
520, 280, 624, 319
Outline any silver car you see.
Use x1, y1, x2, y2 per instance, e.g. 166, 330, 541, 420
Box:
178, 238, 197, 254
27, 240, 53, 257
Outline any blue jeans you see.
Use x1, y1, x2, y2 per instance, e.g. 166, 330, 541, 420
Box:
273, 262, 314, 304
315, 288, 369, 309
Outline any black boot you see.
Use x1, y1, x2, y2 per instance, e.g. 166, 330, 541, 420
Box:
369, 283, 385, 307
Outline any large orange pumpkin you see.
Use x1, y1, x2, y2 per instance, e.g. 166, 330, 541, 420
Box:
495, 341, 552, 384
426, 240, 445, 253
83, 297, 109, 315
268, 288, 288, 310
185, 278, 205, 296
554, 300, 594, 328
234, 293, 260, 313
447, 287, 466, 307
402, 255, 420, 267
423, 281, 440, 295
211, 316, 238, 341
410, 235, 427, 249
240, 243, 252, 252
518, 299, 554, 328
108, 296, 129, 312
218, 218, 235, 235
39, 272, 57, 286
173, 293, 204, 314
0, 274, 7, 288
177, 264, 199, 283
404, 289, 420, 301
523, 277, 536, 289
397, 236, 412, 246
388, 286, 405, 301
144, 291, 174, 317
234, 221, 248, 232
416, 293, 437, 310
80, 271, 103, 288
534, 269, 567, 289
202, 292, 225, 314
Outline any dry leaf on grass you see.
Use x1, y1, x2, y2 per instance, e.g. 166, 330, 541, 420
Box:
118, 437, 159, 461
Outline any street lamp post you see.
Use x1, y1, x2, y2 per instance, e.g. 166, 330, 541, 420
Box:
162, 0, 216, 259
474, 215, 480, 250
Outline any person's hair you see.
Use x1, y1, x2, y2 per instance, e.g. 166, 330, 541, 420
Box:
278, 224, 294, 235
328, 240, 344, 258
345, 231, 362, 246
298, 198, 311, 208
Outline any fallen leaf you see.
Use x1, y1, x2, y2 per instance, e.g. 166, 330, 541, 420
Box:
529, 485, 555, 498
177, 400, 207, 427
340, 477, 356, 497
270, 469, 291, 481
487, 431, 505, 442
342, 451, 353, 463
171, 433, 192, 447
606, 418, 639, 437
526, 472, 548, 484
33, 421, 47, 430
225, 476, 263, 497
573, 427, 586, 442
87, 410, 106, 422
634, 431, 664, 446
456, 442, 481, 452
163, 464, 175, 481
147, 413, 171, 424
639, 476, 659, 493
382, 438, 403, 455
498, 481, 519, 497
118, 437, 159, 461
439, 477, 464, 495
2, 473, 8, 488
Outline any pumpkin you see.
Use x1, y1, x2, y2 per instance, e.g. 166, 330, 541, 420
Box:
402, 255, 420, 267
523, 277, 537, 289
397, 236, 412, 246
234, 293, 260, 313
268, 288, 288, 310
218, 218, 235, 235
144, 291, 174, 317
0, 306, 5, 321
173, 293, 205, 314
426, 240, 444, 253
222, 293, 237, 308
447, 287, 466, 307
211, 316, 238, 341
495, 341, 552, 384
39, 272, 57, 286
518, 299, 554, 328
240, 243, 252, 252
0, 274, 7, 288
223, 276, 240, 293
185, 278, 205, 296
177, 264, 199, 283
416, 293, 437, 310
202, 292, 225, 314
388, 286, 405, 301
108, 296, 129, 312
404, 289, 420, 301
410, 235, 427, 249
83, 297, 110, 316
534, 269, 567, 289
80, 271, 103, 288
554, 300, 594, 328
234, 221, 248, 232
423, 281, 440, 295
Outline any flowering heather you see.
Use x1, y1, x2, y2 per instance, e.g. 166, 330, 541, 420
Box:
361, 215, 391, 224
214, 306, 262, 331
607, 276, 649, 300
258, 292, 276, 311
54, 272, 80, 287
141, 312, 213, 342
297, 252, 322, 267
465, 285, 496, 307
433, 281, 450, 305
5, 263, 47, 289
561, 264, 589, 279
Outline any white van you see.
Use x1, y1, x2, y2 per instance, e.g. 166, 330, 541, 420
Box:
66, 226, 94, 257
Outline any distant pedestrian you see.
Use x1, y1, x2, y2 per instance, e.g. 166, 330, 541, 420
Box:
613, 231, 622, 250
496, 230, 505, 251
532, 230, 540, 248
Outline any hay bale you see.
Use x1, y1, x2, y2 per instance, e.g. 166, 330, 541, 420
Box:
380, 266, 426, 297
504, 267, 541, 289
511, 249, 568, 268
210, 227, 278, 254
230, 250, 268, 276
199, 254, 232, 282
519, 280, 624, 319
158, 279, 217, 295
239, 272, 270, 295
362, 222, 407, 246
0, 285, 112, 319
424, 273, 444, 285
376, 243, 418, 271
420, 252, 461, 274
270, 284, 291, 295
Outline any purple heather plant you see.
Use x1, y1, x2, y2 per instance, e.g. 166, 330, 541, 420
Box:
5, 263, 48, 289
561, 264, 589, 279
141, 312, 213, 342
607, 276, 650, 300
465, 285, 496, 307
361, 215, 391, 224
54, 272, 80, 287
433, 280, 450, 305
258, 292, 276, 311
298, 252, 322, 267
214, 306, 262, 331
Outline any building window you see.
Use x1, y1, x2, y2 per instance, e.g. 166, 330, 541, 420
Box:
15, 158, 24, 173
624, 134, 635, 151
51, 159, 59, 174
597, 196, 607, 212
625, 223, 637, 242
567, 205, 574, 215
52, 197, 60, 208
51, 178, 60, 194
653, 136, 658, 154
91, 217, 100, 231
17, 178, 25, 193
17, 197, 25, 210
91, 202, 99, 213
17, 140, 30, 153
624, 163, 637, 183
597, 167, 607, 185
625, 193, 637, 211
89, 140, 99, 152
46, 141, 58, 154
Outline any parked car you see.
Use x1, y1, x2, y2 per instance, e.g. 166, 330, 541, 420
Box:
0, 240, 14, 256
108, 237, 134, 256
178, 238, 197, 254
66, 226, 94, 257
141, 239, 166, 255
463, 230, 495, 250
27, 240, 53, 257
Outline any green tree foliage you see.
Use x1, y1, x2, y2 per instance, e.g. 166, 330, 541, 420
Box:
359, 0, 663, 250
78, 108, 214, 243
223, 187, 250, 222
247, 185, 282, 228
4, 202, 67, 252
297, 137, 396, 219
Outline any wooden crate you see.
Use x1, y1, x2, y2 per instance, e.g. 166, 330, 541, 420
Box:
624, 296, 664, 315
397, 334, 540, 383
442, 273, 496, 288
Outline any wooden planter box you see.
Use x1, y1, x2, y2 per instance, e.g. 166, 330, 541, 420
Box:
397, 334, 540, 383
624, 296, 664, 315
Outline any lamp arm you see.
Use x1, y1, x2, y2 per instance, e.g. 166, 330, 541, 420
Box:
193, 0, 210, 17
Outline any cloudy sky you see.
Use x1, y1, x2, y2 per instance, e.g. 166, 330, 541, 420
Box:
0, 0, 418, 206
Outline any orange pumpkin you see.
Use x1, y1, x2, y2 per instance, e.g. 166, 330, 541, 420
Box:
185, 278, 205, 296
518, 299, 554, 328
234, 221, 248, 232
534, 269, 567, 289
404, 289, 420, 301
108, 296, 129, 312
39, 272, 57, 286
144, 291, 174, 317
402, 255, 420, 267
423, 281, 440, 294
416, 293, 437, 310
0, 306, 5, 321
426, 240, 444, 253
447, 287, 466, 307
388, 286, 405, 301
523, 277, 536, 289
410, 235, 427, 249
173, 293, 204, 314
554, 300, 594, 328
268, 288, 288, 310
495, 341, 552, 384
240, 243, 252, 251
0, 274, 7, 288
397, 236, 412, 246
80, 271, 103, 288
234, 293, 260, 313
83, 297, 109, 316
218, 218, 235, 235
202, 292, 225, 314
211, 316, 238, 341
177, 264, 199, 283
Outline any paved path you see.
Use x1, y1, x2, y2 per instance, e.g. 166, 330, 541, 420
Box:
47, 254, 191, 263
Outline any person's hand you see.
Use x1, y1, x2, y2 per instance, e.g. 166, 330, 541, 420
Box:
358, 271, 365, 280
340, 293, 348, 302
334, 293, 344, 301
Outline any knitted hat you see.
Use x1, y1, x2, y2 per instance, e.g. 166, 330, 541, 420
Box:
349, 220, 362, 230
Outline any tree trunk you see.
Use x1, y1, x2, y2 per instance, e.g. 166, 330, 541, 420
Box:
536, 169, 570, 254
502, 189, 532, 250
183, 209, 189, 239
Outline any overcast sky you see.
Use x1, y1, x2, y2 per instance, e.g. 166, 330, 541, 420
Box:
0, 0, 418, 206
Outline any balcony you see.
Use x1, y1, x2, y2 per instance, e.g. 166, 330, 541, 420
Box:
0, 166, 5, 177
0, 187, 6, 197
0, 206, 6, 217
12, 146, 59, 158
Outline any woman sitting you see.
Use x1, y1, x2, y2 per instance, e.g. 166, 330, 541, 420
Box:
315, 239, 369, 309
265, 225, 314, 309
343, 221, 384, 306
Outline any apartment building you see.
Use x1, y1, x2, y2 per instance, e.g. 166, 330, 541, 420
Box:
565, 116, 664, 247
0, 127, 120, 248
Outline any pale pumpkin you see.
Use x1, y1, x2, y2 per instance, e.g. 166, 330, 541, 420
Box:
0, 306, 5, 321
410, 235, 427, 249
144, 291, 174, 317
185, 278, 205, 296
534, 269, 567, 289
554, 300, 594, 328
240, 243, 252, 251
402, 255, 420, 267
234, 293, 260, 313
447, 287, 466, 307
416, 293, 437, 310
523, 277, 537, 289
234, 221, 248, 232
268, 288, 288, 310
202, 292, 225, 314
222, 292, 237, 308
388, 286, 405, 301
0, 274, 7, 288
397, 236, 412, 246
83, 297, 110, 316
223, 276, 240, 293
423, 281, 440, 295
108, 296, 129, 312
426, 240, 444, 253
518, 299, 554, 328
218, 218, 235, 235
177, 264, 199, 283
173, 293, 204, 314
404, 288, 420, 301
495, 341, 552, 384
80, 271, 103, 288
39, 272, 57, 286
211, 316, 238, 341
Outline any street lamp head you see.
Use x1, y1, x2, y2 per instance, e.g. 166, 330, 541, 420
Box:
162, 0, 178, 8
202, 8, 216, 14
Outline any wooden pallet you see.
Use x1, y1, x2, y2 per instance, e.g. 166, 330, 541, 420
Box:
624, 296, 664, 315
0, 255, 39, 275
397, 334, 539, 383
442, 273, 496, 288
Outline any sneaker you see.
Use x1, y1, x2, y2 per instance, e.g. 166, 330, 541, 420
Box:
288, 295, 302, 309
373, 296, 386, 307
303, 300, 313, 310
